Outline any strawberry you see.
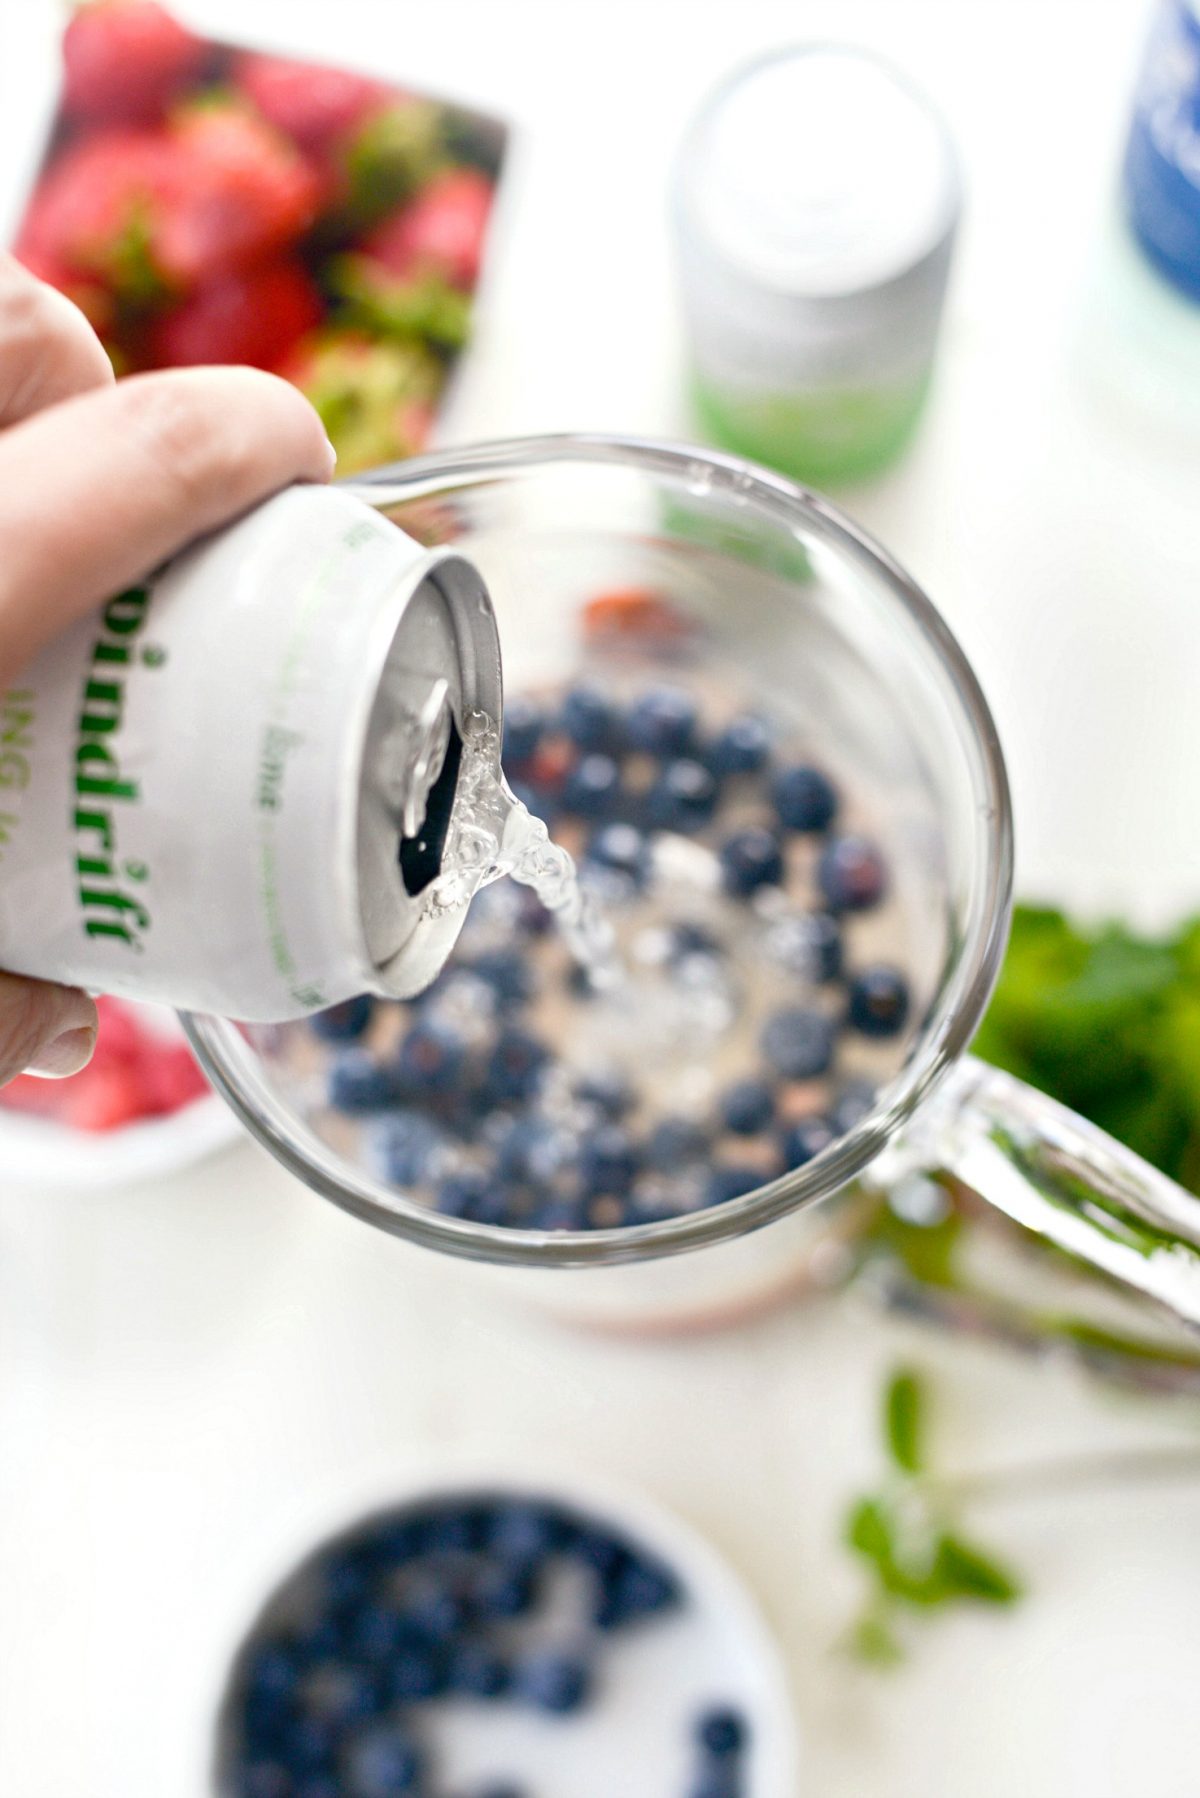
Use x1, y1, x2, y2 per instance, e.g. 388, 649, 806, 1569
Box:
63, 1, 208, 125
362, 167, 495, 290
15, 128, 176, 293
10, 239, 116, 336
234, 52, 390, 153
62, 1061, 149, 1131
149, 259, 323, 370
151, 105, 322, 285
135, 1041, 209, 1113
284, 330, 440, 473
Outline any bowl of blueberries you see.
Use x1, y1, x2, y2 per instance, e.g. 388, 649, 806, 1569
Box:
186, 435, 1008, 1330
212, 1469, 799, 1798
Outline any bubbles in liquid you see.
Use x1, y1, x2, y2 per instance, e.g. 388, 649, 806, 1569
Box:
424, 713, 619, 987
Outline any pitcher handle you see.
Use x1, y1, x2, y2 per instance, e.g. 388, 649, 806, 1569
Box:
884, 1055, 1200, 1326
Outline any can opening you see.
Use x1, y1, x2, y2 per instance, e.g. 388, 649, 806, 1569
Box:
398, 714, 464, 897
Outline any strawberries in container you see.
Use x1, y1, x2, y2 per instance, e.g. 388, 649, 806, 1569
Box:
4, 2, 507, 1145
12, 0, 507, 460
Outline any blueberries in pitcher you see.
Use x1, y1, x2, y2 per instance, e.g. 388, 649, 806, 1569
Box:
706, 713, 769, 776
816, 833, 887, 911
719, 826, 784, 896
705, 1164, 765, 1208
761, 1007, 835, 1080
501, 696, 545, 769
771, 763, 838, 833
307, 659, 916, 1240
780, 1116, 837, 1169
328, 1051, 401, 1115
310, 994, 374, 1042
846, 965, 911, 1037
585, 821, 651, 887
562, 752, 621, 819
626, 684, 697, 756
561, 682, 618, 750
719, 1078, 776, 1136
646, 758, 718, 833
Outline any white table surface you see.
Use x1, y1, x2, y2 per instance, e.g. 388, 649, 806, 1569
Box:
4, 2, 1200, 1794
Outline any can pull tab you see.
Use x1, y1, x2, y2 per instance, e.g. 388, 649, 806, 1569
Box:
397, 680, 464, 897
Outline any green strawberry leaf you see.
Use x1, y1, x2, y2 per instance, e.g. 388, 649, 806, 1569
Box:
933, 1534, 1022, 1604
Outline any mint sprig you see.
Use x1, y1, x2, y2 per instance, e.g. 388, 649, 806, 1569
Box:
843, 1368, 1022, 1663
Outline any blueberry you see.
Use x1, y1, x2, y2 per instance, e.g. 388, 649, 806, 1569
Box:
566, 1526, 625, 1577
705, 1164, 764, 1208
808, 912, 844, 982
502, 696, 544, 768
373, 1111, 445, 1187
295, 1616, 343, 1663
626, 684, 697, 756
719, 827, 784, 897
237, 1764, 293, 1798
351, 1604, 408, 1662
436, 1169, 491, 1219
585, 822, 650, 887
248, 1646, 301, 1701
474, 1557, 538, 1618
816, 834, 887, 912
466, 948, 534, 1009
488, 1501, 563, 1561
719, 1078, 776, 1136
768, 911, 843, 982
562, 752, 621, 819
496, 1116, 576, 1185
513, 1651, 592, 1714
707, 712, 770, 776
561, 683, 617, 750
829, 1078, 877, 1135
697, 1705, 750, 1758
507, 777, 546, 819
303, 1664, 380, 1729
295, 1778, 339, 1798
579, 1124, 640, 1196
761, 1007, 836, 1080
390, 1642, 445, 1700
343, 1726, 422, 1797
405, 1580, 467, 1642
666, 922, 721, 963
448, 1642, 509, 1698
310, 994, 373, 1042
529, 1195, 587, 1232
780, 1116, 836, 1168
846, 965, 911, 1038
646, 758, 718, 833
771, 763, 838, 832
483, 1028, 550, 1104
323, 1552, 369, 1612
425, 1504, 484, 1554
396, 1019, 466, 1093
645, 1115, 708, 1169
284, 1717, 337, 1774
370, 1517, 428, 1565
574, 1069, 634, 1119
688, 1771, 740, 1798
594, 1556, 682, 1629
327, 1050, 400, 1115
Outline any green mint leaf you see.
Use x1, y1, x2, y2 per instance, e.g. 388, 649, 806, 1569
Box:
934, 1534, 1022, 1604
885, 1367, 925, 1474
849, 1608, 904, 1666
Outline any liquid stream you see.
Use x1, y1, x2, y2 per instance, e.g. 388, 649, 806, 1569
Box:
423, 713, 619, 988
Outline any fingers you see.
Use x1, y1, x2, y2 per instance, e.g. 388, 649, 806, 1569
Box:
0, 973, 97, 1087
0, 365, 335, 686
0, 254, 114, 427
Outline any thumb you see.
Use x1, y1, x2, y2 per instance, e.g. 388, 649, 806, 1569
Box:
0, 972, 98, 1086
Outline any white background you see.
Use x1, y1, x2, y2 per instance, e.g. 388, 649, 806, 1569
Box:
3, 2, 1200, 1794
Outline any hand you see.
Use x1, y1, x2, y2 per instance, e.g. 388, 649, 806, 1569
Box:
0, 254, 333, 1087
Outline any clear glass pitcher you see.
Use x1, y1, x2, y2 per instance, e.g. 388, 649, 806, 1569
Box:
183, 437, 1200, 1328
